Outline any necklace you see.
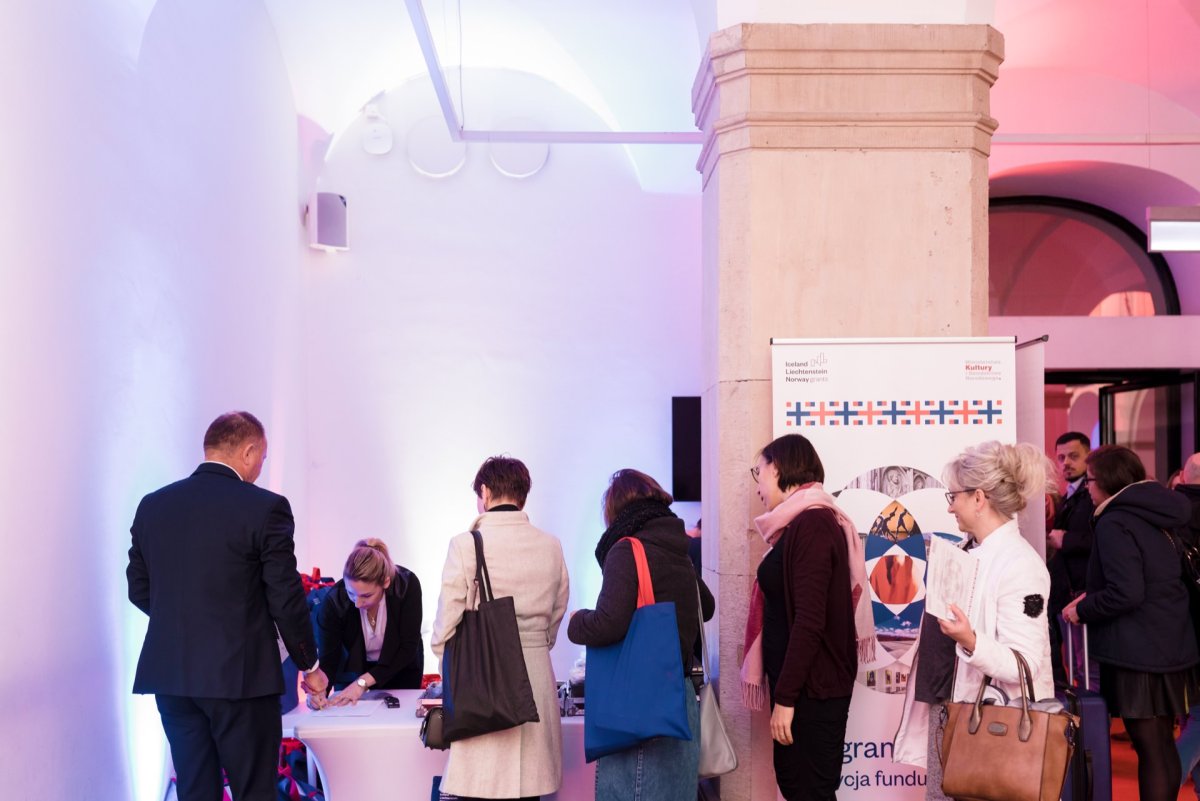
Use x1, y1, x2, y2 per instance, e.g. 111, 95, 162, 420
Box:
366, 609, 379, 633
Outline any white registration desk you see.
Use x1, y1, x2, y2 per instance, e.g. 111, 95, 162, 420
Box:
282, 690, 594, 801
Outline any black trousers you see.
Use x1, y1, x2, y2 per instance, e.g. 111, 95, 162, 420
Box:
157, 694, 281, 801
772, 694, 852, 801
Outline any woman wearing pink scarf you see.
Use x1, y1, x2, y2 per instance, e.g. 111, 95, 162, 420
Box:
742, 434, 875, 801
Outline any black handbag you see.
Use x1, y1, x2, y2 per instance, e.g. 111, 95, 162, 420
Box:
1165, 528, 1200, 638
441, 530, 540, 742
420, 706, 449, 750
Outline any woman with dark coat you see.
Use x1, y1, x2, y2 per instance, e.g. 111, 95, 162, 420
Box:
743, 434, 875, 801
568, 469, 715, 801
1064, 445, 1200, 801
315, 538, 424, 701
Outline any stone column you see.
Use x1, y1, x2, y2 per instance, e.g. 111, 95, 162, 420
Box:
692, 24, 1003, 801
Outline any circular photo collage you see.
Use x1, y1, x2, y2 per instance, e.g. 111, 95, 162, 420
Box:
834, 465, 964, 695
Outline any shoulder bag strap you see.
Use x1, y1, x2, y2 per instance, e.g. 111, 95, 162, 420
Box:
470, 530, 494, 605
696, 581, 711, 682
620, 536, 656, 607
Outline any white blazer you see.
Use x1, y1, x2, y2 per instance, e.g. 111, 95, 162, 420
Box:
894, 519, 1053, 767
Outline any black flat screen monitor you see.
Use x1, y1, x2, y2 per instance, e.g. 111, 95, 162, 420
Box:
672, 396, 701, 501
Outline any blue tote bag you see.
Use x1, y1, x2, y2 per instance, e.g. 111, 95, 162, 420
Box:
584, 536, 692, 762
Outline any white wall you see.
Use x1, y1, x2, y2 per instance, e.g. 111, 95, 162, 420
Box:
301, 69, 702, 679
1, 0, 307, 797
0, 3, 141, 798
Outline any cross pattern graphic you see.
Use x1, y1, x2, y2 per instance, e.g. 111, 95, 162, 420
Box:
783, 399, 1004, 427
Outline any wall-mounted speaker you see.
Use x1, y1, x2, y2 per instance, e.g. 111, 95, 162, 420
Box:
307, 192, 348, 252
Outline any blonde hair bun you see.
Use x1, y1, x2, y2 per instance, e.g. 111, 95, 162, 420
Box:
943, 440, 1057, 518
343, 538, 395, 585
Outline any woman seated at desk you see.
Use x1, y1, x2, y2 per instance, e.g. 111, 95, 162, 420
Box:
314, 538, 424, 706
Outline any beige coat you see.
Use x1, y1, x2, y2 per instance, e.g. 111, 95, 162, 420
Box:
431, 510, 570, 798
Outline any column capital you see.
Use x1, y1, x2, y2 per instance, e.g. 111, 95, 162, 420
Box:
693, 23, 1005, 182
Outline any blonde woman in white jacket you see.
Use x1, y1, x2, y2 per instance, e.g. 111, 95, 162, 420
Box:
893, 442, 1056, 800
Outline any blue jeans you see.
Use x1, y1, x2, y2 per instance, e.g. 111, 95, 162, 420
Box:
594, 679, 700, 801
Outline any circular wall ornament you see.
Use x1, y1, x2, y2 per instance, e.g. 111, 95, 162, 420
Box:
488, 117, 549, 179
406, 116, 467, 179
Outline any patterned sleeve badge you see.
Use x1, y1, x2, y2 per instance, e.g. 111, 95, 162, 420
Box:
1023, 594, 1045, 618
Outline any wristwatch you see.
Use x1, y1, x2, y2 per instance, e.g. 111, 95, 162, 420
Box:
356, 678, 368, 689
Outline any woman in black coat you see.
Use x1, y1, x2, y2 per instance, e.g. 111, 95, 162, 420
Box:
315, 538, 424, 704
568, 469, 714, 801
1064, 445, 1199, 801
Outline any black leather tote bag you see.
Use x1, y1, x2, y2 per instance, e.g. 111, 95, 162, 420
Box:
441, 530, 540, 742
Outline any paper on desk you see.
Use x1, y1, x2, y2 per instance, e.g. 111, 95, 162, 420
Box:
311, 699, 384, 717
925, 536, 978, 622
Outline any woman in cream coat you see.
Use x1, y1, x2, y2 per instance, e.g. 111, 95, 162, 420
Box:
431, 456, 570, 801
893, 442, 1056, 799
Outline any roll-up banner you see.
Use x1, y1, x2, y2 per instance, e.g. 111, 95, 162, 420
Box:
770, 337, 1016, 800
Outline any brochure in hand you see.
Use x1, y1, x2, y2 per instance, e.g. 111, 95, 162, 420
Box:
925, 536, 978, 622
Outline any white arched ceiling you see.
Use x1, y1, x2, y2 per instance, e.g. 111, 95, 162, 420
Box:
273, 0, 702, 139
262, 0, 426, 140
253, 0, 704, 192
123, 1, 1200, 198
450, 0, 701, 136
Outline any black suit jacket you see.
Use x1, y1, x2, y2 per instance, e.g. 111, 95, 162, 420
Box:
1178, 484, 1200, 545
127, 462, 318, 698
316, 568, 424, 690
1048, 485, 1095, 610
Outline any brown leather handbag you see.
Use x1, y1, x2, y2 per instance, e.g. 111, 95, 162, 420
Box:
940, 650, 1078, 801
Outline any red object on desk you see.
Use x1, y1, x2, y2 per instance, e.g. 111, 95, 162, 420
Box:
300, 568, 333, 595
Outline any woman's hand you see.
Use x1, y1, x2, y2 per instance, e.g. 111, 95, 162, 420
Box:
770, 704, 795, 745
329, 681, 366, 707
1062, 593, 1086, 625
938, 603, 977, 653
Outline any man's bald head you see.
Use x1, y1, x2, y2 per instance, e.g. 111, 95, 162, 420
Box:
1183, 453, 1200, 485
203, 412, 268, 483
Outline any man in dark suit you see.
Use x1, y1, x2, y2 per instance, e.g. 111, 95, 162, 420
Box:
1178, 453, 1200, 543
1047, 431, 1096, 687
127, 411, 329, 801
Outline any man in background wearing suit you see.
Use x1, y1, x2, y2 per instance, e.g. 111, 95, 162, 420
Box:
127, 411, 328, 801
1047, 431, 1096, 688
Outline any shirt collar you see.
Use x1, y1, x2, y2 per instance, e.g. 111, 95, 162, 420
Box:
201, 460, 244, 481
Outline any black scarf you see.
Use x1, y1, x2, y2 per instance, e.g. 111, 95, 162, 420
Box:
594, 498, 677, 568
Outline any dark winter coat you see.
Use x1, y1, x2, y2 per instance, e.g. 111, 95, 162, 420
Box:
568, 515, 715, 673
1078, 480, 1199, 672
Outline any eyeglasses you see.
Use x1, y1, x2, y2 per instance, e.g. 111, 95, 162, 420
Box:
750, 465, 761, 480
1080, 476, 1095, 486
944, 488, 978, 504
